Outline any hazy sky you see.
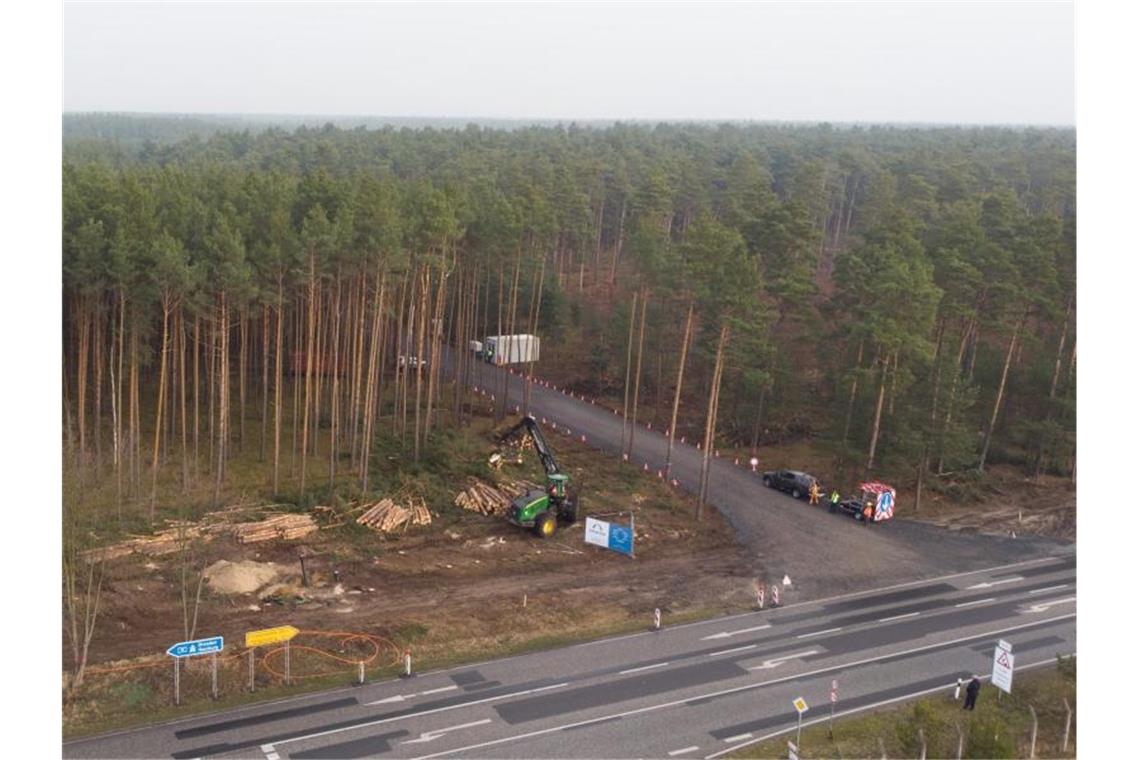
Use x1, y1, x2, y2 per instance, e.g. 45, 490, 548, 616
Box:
63, 1, 1075, 125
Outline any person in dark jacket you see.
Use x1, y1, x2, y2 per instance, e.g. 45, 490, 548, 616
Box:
963, 675, 982, 710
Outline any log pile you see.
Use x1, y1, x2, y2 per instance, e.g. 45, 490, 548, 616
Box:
356, 497, 433, 533
233, 514, 319, 544
454, 480, 539, 516
455, 481, 511, 515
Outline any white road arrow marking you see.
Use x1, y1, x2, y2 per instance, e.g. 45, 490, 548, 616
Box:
1024, 596, 1076, 613
967, 576, 1023, 589
367, 684, 460, 705
747, 649, 819, 670
402, 719, 492, 745
700, 624, 771, 641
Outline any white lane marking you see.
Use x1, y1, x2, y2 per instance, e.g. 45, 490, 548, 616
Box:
1025, 596, 1076, 613
260, 745, 275, 754
280, 681, 569, 747
707, 645, 757, 657
878, 611, 921, 623
1029, 584, 1069, 595
402, 719, 493, 745
797, 627, 841, 639
700, 624, 772, 641
620, 662, 671, 675
266, 754, 280, 760
747, 649, 819, 671
967, 577, 1023, 589
406, 615, 1074, 760
704, 654, 1073, 759
455, 556, 1067, 665
366, 684, 460, 705
421, 685, 460, 696
954, 598, 995, 608
723, 733, 753, 743
668, 746, 701, 756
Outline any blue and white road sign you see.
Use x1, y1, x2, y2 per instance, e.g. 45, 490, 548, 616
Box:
167, 636, 224, 658
584, 517, 634, 557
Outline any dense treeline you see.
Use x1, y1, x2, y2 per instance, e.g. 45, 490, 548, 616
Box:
62, 119, 1075, 522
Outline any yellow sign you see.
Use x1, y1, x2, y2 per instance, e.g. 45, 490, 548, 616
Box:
245, 625, 299, 648
793, 697, 809, 714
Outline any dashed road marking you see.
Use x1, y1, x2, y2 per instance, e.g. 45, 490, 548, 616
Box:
620, 662, 671, 675
724, 732, 753, 743
707, 645, 757, 657
797, 627, 841, 638
954, 598, 995, 608
668, 746, 700, 756
878, 611, 921, 623
1029, 584, 1069, 595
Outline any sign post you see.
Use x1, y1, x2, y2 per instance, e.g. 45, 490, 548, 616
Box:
166, 635, 224, 706
991, 639, 1014, 695
584, 516, 635, 558
211, 653, 218, 699
245, 626, 299, 689
793, 696, 809, 746
829, 679, 838, 738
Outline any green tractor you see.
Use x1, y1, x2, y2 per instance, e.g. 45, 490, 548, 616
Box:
496, 416, 579, 538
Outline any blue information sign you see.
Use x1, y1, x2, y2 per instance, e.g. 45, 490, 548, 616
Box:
167, 636, 224, 658
608, 524, 634, 556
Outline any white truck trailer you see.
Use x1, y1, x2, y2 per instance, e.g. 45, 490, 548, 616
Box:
482, 334, 540, 365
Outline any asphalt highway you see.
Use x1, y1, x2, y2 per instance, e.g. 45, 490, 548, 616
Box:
64, 555, 1075, 759
64, 356, 1075, 759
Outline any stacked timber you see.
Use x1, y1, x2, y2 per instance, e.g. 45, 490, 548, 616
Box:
454, 480, 537, 516
233, 514, 318, 544
454, 481, 511, 515
357, 499, 410, 532
407, 498, 433, 527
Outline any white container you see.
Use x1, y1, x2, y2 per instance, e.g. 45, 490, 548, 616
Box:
483, 334, 540, 365
469, 340, 483, 353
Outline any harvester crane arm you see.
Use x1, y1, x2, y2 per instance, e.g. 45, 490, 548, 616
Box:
497, 415, 561, 476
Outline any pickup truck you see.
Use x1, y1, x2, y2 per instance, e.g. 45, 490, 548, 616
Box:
760, 469, 818, 500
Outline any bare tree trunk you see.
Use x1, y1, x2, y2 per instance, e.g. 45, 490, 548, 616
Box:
272, 278, 284, 493
238, 306, 248, 452
627, 289, 649, 458
150, 298, 172, 519
841, 339, 864, 448
93, 304, 104, 471
609, 197, 627, 285
865, 351, 888, 475
938, 319, 974, 474
213, 292, 229, 505
192, 314, 200, 480
328, 274, 343, 493
76, 296, 89, 471
665, 302, 694, 479
178, 307, 189, 490
978, 319, 1022, 473
697, 323, 729, 518
620, 289, 638, 456
300, 253, 316, 492
1036, 297, 1073, 478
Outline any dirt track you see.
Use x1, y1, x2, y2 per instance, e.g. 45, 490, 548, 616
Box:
465, 356, 1073, 601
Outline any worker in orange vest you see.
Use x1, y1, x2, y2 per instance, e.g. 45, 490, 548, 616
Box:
808, 480, 821, 505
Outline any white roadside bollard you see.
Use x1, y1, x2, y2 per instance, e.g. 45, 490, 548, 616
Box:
757, 586, 765, 610
653, 608, 662, 631
771, 584, 780, 607
401, 648, 413, 678
954, 677, 963, 701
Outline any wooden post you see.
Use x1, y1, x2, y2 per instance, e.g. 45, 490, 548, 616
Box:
249, 649, 256, 692
1028, 705, 1038, 758
173, 658, 181, 706
1062, 698, 1072, 752
285, 640, 291, 685
211, 652, 218, 700
955, 721, 964, 759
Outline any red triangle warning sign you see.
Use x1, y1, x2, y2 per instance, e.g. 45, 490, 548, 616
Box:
997, 651, 1011, 668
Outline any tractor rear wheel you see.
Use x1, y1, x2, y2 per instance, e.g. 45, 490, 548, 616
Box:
535, 511, 557, 538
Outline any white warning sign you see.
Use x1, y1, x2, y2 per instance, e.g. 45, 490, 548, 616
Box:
991, 642, 1015, 693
